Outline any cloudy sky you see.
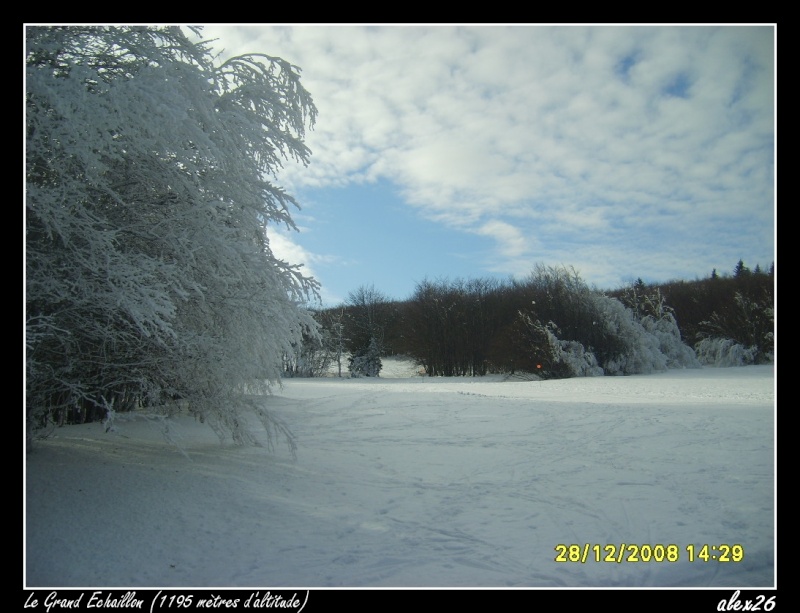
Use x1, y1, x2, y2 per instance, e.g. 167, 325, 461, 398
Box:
198, 25, 775, 305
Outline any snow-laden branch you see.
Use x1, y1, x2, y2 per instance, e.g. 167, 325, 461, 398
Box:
26, 26, 319, 448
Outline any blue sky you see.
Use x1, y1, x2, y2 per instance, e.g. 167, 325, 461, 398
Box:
199, 25, 775, 306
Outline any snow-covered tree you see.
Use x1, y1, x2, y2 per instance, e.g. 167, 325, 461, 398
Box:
694, 337, 759, 367
348, 336, 382, 377
616, 280, 700, 370
514, 313, 603, 379
26, 26, 319, 447
697, 290, 773, 365
282, 313, 335, 378
588, 293, 699, 375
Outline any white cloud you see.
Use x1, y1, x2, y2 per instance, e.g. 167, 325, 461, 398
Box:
200, 25, 774, 291
473, 219, 531, 260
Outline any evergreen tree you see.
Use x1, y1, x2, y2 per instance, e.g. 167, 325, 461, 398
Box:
348, 336, 383, 377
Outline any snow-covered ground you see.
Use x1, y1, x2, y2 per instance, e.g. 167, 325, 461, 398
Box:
24, 360, 775, 588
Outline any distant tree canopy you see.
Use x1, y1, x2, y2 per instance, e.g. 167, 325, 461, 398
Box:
26, 26, 318, 446
311, 261, 774, 378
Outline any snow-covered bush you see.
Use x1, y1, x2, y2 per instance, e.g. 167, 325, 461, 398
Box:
26, 26, 318, 447
511, 314, 602, 379
698, 291, 774, 365
550, 336, 605, 377
640, 314, 702, 369
588, 293, 699, 375
510, 268, 699, 378
349, 337, 383, 377
694, 337, 759, 367
586, 295, 662, 375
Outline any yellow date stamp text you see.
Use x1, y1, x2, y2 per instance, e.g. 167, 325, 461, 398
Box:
554, 543, 744, 563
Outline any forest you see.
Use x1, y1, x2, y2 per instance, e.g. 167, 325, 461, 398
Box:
288, 260, 774, 381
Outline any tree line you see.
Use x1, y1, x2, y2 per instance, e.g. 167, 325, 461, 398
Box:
298, 260, 774, 379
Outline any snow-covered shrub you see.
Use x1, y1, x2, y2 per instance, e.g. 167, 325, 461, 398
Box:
694, 337, 759, 367
640, 314, 702, 369
549, 334, 604, 378
589, 294, 666, 375
699, 291, 774, 365
348, 337, 383, 377
513, 315, 602, 379
588, 293, 699, 375
511, 268, 699, 378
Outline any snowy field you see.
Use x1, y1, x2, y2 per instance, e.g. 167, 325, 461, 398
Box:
24, 361, 775, 589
